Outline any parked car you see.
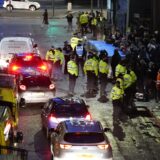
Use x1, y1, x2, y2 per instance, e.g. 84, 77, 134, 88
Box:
50, 120, 113, 160
18, 75, 56, 107
8, 53, 48, 76
41, 97, 91, 138
3, 0, 40, 11
0, 37, 40, 70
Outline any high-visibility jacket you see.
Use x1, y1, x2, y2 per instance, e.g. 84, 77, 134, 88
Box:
115, 64, 126, 77
91, 18, 97, 26
53, 50, 64, 65
130, 70, 137, 83
67, 60, 78, 76
116, 77, 124, 91
99, 60, 109, 74
70, 37, 82, 50
83, 58, 98, 76
45, 50, 55, 61
111, 85, 124, 100
123, 73, 132, 89
80, 13, 88, 24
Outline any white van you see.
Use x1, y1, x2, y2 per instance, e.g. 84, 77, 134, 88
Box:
0, 37, 40, 69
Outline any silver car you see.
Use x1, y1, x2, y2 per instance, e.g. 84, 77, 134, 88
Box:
50, 120, 113, 160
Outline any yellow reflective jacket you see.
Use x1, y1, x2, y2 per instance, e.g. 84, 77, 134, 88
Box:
91, 18, 97, 26
53, 50, 64, 65
99, 60, 109, 74
67, 60, 78, 76
115, 64, 126, 77
111, 85, 124, 100
116, 77, 124, 92
70, 37, 82, 50
80, 13, 88, 24
130, 70, 137, 83
123, 73, 132, 89
83, 58, 98, 76
45, 50, 55, 61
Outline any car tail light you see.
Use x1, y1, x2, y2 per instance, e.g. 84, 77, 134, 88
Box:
11, 65, 20, 72
20, 85, 26, 91
38, 64, 47, 71
85, 114, 91, 120
60, 144, 72, 149
49, 115, 58, 123
97, 144, 109, 150
49, 84, 55, 90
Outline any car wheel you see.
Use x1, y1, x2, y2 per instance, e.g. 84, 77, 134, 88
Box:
6, 5, 13, 11
29, 5, 36, 11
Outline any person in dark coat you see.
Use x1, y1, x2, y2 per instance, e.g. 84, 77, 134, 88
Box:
111, 49, 121, 78
43, 9, 49, 25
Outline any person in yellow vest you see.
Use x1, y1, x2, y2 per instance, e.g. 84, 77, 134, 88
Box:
115, 60, 127, 77
98, 54, 109, 100
83, 53, 98, 97
45, 46, 55, 77
67, 55, 78, 96
53, 48, 64, 80
70, 33, 82, 50
91, 15, 97, 38
79, 12, 89, 35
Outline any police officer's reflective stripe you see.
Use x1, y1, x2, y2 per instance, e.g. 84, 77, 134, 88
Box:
76, 46, 83, 57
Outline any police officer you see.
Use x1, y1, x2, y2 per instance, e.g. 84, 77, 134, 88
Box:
115, 60, 126, 78
70, 33, 82, 50
79, 12, 89, 35
83, 53, 98, 97
74, 40, 86, 76
111, 80, 124, 123
67, 55, 78, 96
45, 46, 55, 77
53, 48, 64, 80
91, 15, 97, 38
98, 54, 109, 100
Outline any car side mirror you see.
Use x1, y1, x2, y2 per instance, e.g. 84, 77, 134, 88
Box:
33, 44, 38, 48
104, 127, 111, 132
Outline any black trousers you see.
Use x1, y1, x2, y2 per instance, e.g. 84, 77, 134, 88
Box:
69, 74, 77, 94
86, 71, 96, 92
99, 73, 108, 96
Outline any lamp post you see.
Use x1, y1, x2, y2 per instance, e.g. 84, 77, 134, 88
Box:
52, 0, 55, 17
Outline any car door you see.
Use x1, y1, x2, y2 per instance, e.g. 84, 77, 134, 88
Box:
11, 0, 25, 9
41, 100, 52, 127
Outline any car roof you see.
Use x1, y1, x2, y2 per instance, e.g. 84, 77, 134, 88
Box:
87, 40, 125, 57
51, 97, 85, 106
13, 52, 40, 57
63, 120, 103, 133
0, 37, 32, 42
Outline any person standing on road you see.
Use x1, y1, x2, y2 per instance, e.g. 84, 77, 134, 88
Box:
79, 12, 88, 36
63, 41, 73, 74
43, 9, 49, 25
67, 55, 78, 96
74, 40, 86, 76
66, 12, 73, 32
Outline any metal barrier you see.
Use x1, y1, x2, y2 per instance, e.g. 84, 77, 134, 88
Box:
0, 145, 28, 160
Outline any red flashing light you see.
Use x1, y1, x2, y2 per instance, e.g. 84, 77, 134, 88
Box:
20, 85, 26, 91
12, 65, 20, 71
85, 114, 91, 120
49, 115, 58, 123
38, 64, 47, 71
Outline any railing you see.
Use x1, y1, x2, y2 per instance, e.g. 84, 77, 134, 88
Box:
0, 145, 28, 160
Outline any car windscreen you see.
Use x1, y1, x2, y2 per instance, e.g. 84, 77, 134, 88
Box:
13, 56, 42, 66
52, 104, 88, 117
64, 132, 105, 143
21, 76, 51, 87
1, 41, 30, 54
0, 76, 15, 88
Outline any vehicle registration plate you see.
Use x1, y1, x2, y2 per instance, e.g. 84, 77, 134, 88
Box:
31, 92, 44, 97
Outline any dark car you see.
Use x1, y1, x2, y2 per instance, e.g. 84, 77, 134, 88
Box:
50, 120, 113, 160
8, 53, 49, 76
41, 97, 91, 138
18, 75, 55, 107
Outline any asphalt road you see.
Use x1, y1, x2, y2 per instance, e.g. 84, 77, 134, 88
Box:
0, 15, 160, 160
